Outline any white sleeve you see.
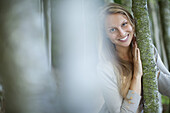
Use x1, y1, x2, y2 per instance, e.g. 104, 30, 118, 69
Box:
155, 49, 170, 97
97, 61, 141, 113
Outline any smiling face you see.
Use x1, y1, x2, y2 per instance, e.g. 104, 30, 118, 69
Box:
105, 13, 134, 49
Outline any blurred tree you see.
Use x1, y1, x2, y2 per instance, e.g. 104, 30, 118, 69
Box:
0, 0, 59, 113
0, 86, 4, 113
120, 0, 132, 13
120, 0, 131, 7
148, 0, 169, 112
148, 0, 162, 60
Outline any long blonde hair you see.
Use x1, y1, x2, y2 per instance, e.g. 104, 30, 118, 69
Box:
98, 3, 135, 98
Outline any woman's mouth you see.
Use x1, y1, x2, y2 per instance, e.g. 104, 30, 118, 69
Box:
119, 34, 129, 42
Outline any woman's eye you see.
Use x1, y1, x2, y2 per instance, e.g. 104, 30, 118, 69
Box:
122, 22, 127, 26
110, 28, 116, 33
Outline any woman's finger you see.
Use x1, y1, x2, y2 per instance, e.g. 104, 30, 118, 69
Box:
132, 41, 137, 57
135, 41, 137, 48
137, 48, 140, 60
134, 47, 137, 61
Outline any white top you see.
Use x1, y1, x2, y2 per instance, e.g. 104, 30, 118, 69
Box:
97, 48, 170, 113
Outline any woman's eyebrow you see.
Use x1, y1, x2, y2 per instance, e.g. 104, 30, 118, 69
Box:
107, 26, 115, 28
122, 20, 128, 23
107, 20, 127, 28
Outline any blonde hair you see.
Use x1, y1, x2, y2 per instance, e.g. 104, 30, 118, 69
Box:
98, 3, 135, 98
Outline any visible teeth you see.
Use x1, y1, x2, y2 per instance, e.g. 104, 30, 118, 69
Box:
119, 35, 128, 41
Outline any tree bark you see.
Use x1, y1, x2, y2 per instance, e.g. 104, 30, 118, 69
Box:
132, 0, 159, 112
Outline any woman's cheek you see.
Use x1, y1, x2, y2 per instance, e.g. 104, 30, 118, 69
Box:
127, 25, 133, 31
109, 36, 116, 43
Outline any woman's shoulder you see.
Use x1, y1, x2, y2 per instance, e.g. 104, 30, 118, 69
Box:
97, 60, 118, 84
97, 61, 113, 71
97, 61, 114, 75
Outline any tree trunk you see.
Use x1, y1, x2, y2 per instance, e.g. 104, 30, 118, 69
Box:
0, 85, 4, 113
132, 0, 159, 112
0, 0, 59, 113
148, 0, 161, 57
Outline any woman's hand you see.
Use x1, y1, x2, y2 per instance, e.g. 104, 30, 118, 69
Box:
129, 39, 143, 95
132, 40, 143, 79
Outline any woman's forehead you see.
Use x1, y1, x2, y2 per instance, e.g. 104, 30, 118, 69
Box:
105, 13, 128, 27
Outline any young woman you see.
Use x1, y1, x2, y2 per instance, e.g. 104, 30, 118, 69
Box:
97, 3, 170, 113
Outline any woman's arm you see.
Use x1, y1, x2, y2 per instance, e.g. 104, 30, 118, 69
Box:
130, 41, 143, 95
155, 49, 170, 97
97, 61, 141, 113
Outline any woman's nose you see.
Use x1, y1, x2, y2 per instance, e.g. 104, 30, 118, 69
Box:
118, 28, 126, 37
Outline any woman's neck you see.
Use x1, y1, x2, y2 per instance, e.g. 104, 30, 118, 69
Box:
116, 46, 132, 62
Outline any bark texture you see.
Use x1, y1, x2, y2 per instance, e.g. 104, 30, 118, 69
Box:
132, 0, 159, 112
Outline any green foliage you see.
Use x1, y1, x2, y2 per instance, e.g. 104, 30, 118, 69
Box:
162, 95, 169, 105
114, 0, 121, 4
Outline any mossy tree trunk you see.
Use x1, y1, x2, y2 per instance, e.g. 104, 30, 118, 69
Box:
132, 0, 159, 112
